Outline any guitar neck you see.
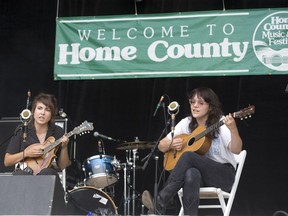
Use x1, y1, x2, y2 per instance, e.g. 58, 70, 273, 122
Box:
194, 120, 224, 141
43, 131, 74, 154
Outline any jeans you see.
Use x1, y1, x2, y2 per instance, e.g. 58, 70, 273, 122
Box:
158, 151, 235, 215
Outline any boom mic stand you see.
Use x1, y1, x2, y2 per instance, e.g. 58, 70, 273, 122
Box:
142, 102, 170, 214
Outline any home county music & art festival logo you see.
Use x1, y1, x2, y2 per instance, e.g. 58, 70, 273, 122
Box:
253, 11, 288, 71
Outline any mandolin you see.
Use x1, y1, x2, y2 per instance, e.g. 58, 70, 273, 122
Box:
163, 105, 255, 171
21, 121, 94, 175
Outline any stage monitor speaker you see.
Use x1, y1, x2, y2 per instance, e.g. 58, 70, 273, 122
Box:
0, 118, 67, 173
0, 175, 67, 215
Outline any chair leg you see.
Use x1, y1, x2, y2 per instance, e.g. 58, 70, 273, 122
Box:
178, 190, 184, 216
216, 188, 227, 215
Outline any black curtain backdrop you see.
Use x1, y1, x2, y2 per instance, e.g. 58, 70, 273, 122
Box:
1, 1, 288, 215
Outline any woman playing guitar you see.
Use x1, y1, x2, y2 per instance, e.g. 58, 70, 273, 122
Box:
142, 87, 244, 215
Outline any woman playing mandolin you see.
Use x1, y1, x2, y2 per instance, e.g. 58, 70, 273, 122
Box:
4, 93, 71, 176
142, 87, 243, 215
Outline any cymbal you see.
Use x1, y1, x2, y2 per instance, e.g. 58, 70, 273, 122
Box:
116, 141, 154, 150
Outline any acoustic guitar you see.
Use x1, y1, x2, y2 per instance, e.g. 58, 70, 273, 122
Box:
163, 105, 255, 171
21, 120, 94, 175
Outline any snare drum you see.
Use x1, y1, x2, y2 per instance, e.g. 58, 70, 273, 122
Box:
67, 186, 117, 215
83, 155, 118, 188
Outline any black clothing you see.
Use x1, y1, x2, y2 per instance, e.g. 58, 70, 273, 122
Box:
6, 123, 64, 158
6, 123, 65, 174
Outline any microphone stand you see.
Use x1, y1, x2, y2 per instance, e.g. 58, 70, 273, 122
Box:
142, 119, 171, 214
162, 102, 169, 135
142, 101, 169, 170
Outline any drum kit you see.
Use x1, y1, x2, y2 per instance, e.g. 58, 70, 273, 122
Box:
66, 138, 154, 215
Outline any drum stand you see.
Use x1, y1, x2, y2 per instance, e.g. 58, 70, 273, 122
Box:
123, 148, 139, 216
132, 149, 137, 216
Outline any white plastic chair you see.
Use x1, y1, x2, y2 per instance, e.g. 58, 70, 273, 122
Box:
178, 150, 247, 216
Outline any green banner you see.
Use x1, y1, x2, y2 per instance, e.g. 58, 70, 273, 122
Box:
54, 8, 288, 80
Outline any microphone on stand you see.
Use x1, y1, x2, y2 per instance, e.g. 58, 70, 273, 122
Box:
20, 109, 32, 141
93, 131, 120, 142
26, 90, 31, 109
20, 109, 32, 120
59, 108, 67, 118
153, 95, 165, 117
168, 101, 180, 159
98, 140, 103, 153
20, 90, 32, 142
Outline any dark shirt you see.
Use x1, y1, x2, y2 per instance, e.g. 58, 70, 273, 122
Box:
6, 122, 65, 161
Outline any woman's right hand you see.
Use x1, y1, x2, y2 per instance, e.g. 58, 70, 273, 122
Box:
24, 144, 43, 158
171, 137, 184, 151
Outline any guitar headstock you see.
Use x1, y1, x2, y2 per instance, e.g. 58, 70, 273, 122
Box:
72, 121, 94, 135
233, 105, 255, 120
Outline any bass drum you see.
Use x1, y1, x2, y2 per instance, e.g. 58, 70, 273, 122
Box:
67, 186, 118, 215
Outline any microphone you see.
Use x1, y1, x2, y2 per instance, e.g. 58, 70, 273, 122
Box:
20, 109, 31, 142
26, 90, 31, 109
20, 109, 32, 120
168, 101, 180, 158
59, 108, 67, 118
168, 101, 180, 114
153, 95, 165, 116
93, 131, 119, 142
98, 140, 103, 153
20, 90, 32, 142
20, 89, 32, 121
168, 101, 180, 134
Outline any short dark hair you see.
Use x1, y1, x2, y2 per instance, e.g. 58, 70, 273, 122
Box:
31, 93, 58, 125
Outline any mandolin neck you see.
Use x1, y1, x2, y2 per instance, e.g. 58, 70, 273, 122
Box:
43, 131, 74, 154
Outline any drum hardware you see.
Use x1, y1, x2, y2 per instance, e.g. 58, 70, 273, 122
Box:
116, 141, 154, 150
103, 184, 116, 200
110, 155, 122, 170
122, 140, 145, 216
132, 149, 137, 216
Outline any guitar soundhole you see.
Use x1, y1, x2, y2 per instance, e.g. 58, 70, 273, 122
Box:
188, 138, 195, 146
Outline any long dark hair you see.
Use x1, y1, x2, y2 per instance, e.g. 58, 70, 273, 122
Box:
31, 93, 58, 126
188, 87, 223, 138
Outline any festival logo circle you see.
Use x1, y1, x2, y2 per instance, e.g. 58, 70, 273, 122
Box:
252, 11, 288, 71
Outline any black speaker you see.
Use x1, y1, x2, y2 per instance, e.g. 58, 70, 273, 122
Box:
0, 175, 67, 215
0, 119, 21, 172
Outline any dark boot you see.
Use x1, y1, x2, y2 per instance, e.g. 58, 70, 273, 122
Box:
158, 181, 182, 206
142, 190, 165, 215
142, 190, 155, 214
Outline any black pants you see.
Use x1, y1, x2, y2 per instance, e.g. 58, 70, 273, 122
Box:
13, 167, 59, 175
159, 152, 235, 215
13, 167, 62, 184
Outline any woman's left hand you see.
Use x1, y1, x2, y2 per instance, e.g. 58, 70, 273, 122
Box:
61, 134, 69, 148
223, 113, 237, 130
